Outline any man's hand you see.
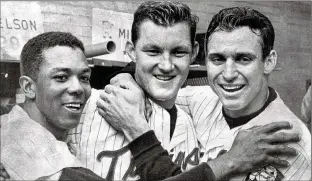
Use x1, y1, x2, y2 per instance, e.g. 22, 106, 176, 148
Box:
97, 73, 151, 141
0, 163, 10, 180
208, 121, 299, 180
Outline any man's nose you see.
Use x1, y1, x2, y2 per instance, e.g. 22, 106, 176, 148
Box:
67, 77, 84, 95
158, 53, 174, 73
222, 59, 238, 81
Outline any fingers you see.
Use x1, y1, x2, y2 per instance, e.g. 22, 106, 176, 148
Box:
99, 90, 111, 103
110, 73, 136, 88
110, 73, 142, 92
98, 107, 106, 118
104, 85, 116, 95
257, 121, 292, 134
264, 156, 289, 168
110, 73, 134, 84
244, 125, 262, 132
97, 90, 111, 110
104, 84, 133, 96
266, 132, 300, 143
266, 145, 298, 156
96, 97, 108, 117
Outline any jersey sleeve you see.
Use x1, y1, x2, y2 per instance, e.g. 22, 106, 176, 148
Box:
59, 167, 105, 181
128, 130, 216, 181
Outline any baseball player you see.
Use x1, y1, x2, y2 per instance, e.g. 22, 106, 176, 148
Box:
68, 2, 200, 180
0, 32, 101, 180
176, 7, 311, 181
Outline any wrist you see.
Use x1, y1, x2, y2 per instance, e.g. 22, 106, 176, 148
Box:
123, 117, 150, 141
208, 154, 237, 180
128, 130, 161, 158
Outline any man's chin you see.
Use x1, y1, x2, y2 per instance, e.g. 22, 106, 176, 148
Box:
149, 94, 176, 109
59, 119, 81, 130
154, 93, 176, 101
221, 100, 244, 111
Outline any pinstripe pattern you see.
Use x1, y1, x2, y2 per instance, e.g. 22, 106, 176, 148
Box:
1, 105, 82, 180
177, 86, 311, 180
68, 89, 199, 180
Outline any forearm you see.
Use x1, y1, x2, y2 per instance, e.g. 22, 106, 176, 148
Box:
59, 167, 105, 181
128, 131, 181, 181
129, 131, 216, 181
163, 163, 216, 181
207, 153, 237, 181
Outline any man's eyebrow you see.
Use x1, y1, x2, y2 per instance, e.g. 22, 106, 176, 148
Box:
207, 53, 223, 58
235, 52, 257, 59
50, 67, 71, 73
50, 67, 92, 73
82, 67, 92, 73
142, 44, 160, 49
172, 45, 192, 50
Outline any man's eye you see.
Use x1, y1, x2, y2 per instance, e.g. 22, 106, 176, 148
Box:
146, 50, 160, 56
81, 75, 90, 82
237, 57, 252, 64
212, 58, 221, 61
210, 57, 224, 65
173, 51, 188, 58
54, 75, 67, 82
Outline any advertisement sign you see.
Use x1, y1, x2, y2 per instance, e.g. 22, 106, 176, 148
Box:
92, 8, 133, 62
0, 1, 44, 61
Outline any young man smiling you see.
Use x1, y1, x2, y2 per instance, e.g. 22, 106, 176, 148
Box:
69, 2, 201, 180
0, 32, 97, 180
176, 6, 311, 180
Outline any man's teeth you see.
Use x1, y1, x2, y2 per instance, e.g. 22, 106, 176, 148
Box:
65, 103, 81, 110
155, 75, 173, 81
221, 85, 244, 92
223, 85, 242, 90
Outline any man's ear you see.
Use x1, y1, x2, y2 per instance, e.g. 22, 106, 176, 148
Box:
264, 50, 277, 74
19, 76, 36, 99
191, 41, 199, 64
125, 41, 136, 62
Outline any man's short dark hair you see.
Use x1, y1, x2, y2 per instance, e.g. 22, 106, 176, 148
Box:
20, 31, 85, 81
131, 1, 199, 46
205, 7, 275, 59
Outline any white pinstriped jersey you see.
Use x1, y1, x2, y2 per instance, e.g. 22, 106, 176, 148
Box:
68, 89, 199, 181
176, 86, 311, 181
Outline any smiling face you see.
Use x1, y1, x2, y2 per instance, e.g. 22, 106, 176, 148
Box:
130, 21, 198, 109
206, 27, 270, 118
34, 46, 91, 129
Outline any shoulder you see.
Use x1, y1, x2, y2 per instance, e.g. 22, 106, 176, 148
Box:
247, 91, 311, 160
1, 105, 31, 128
176, 86, 219, 107
178, 86, 216, 98
176, 86, 221, 115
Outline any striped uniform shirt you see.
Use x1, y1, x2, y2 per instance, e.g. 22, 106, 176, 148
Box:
176, 86, 311, 181
68, 89, 199, 181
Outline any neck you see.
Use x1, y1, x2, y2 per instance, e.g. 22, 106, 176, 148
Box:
224, 85, 270, 118
22, 100, 67, 141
